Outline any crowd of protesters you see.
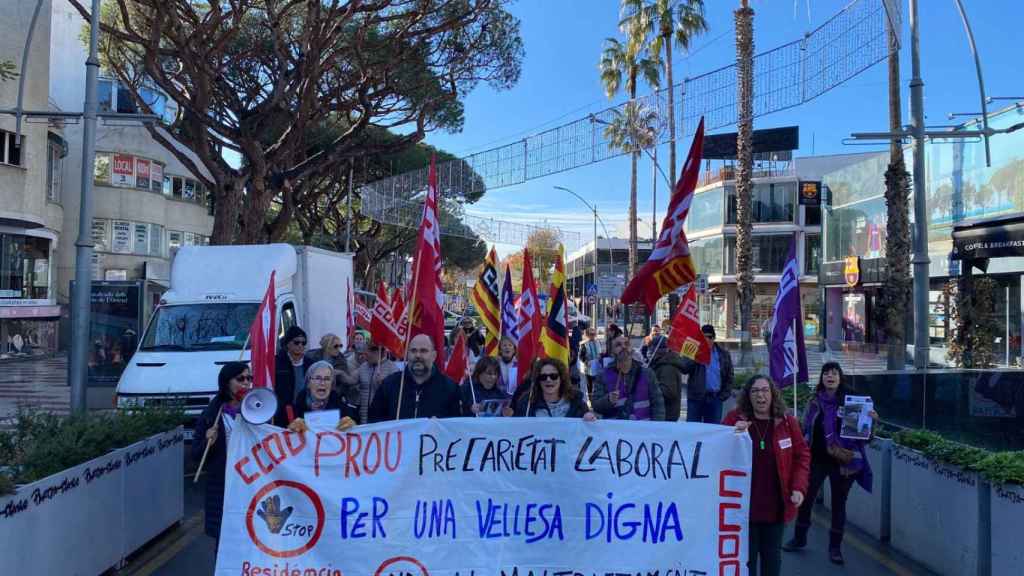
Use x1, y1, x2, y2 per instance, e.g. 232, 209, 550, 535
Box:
195, 317, 879, 575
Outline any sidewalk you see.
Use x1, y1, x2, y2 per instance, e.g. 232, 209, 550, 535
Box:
0, 353, 69, 424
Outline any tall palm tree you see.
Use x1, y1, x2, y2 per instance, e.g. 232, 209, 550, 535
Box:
735, 0, 755, 364
883, 18, 911, 369
621, 0, 708, 191
599, 37, 660, 284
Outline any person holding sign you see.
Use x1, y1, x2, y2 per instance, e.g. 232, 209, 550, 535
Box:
592, 335, 665, 421
497, 336, 518, 394
784, 362, 879, 565
514, 358, 597, 420
724, 376, 810, 576
192, 362, 251, 552
462, 356, 514, 416
368, 334, 462, 422
287, 361, 359, 432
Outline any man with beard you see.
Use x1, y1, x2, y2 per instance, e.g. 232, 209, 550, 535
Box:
592, 335, 665, 421
368, 334, 462, 422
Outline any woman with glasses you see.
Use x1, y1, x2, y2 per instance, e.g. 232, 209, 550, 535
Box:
462, 356, 513, 417
515, 358, 597, 420
723, 375, 810, 576
192, 362, 252, 553
273, 326, 316, 426
287, 361, 358, 432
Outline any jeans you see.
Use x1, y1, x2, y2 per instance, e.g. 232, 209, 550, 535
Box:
748, 522, 784, 576
796, 459, 856, 545
686, 395, 723, 424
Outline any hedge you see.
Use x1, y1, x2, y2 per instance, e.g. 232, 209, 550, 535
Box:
0, 407, 187, 496
893, 428, 1024, 486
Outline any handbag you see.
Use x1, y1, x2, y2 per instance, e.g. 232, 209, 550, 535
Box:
827, 443, 856, 465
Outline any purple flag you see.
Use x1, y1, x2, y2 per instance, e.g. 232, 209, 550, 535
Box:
500, 265, 519, 344
769, 236, 809, 387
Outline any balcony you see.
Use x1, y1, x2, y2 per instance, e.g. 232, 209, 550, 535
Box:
698, 163, 797, 188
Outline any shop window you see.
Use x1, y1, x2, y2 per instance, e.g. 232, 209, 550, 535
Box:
47, 140, 63, 202
0, 234, 51, 300
725, 235, 792, 274
805, 235, 821, 276
91, 219, 109, 252
172, 176, 184, 198
134, 223, 149, 255
0, 131, 23, 166
726, 182, 797, 224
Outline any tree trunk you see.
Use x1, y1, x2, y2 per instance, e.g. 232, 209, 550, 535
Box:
629, 150, 639, 282
665, 36, 677, 191
210, 178, 244, 245
240, 176, 272, 243
884, 21, 911, 370
735, 3, 755, 365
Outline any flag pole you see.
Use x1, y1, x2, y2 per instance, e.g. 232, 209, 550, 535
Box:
395, 275, 420, 421
193, 404, 223, 484
793, 317, 798, 414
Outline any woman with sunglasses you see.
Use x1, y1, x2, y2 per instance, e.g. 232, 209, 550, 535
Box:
192, 362, 252, 553
307, 333, 358, 399
515, 358, 597, 420
273, 326, 316, 426
287, 361, 359, 432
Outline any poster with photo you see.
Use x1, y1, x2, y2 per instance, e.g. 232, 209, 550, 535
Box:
840, 395, 874, 440
94, 153, 111, 184
111, 154, 134, 187
135, 158, 151, 189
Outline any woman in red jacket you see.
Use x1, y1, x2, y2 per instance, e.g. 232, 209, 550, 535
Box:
723, 375, 810, 576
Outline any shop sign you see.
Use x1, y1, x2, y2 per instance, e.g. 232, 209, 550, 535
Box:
799, 181, 821, 206
112, 154, 134, 188
0, 305, 62, 319
0, 298, 54, 307
844, 256, 860, 287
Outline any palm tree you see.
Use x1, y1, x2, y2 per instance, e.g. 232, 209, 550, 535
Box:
621, 0, 708, 190
735, 0, 755, 364
883, 17, 911, 369
599, 37, 660, 284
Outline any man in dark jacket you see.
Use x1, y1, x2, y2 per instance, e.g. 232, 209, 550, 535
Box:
681, 324, 733, 423
369, 334, 462, 422
273, 326, 317, 426
592, 334, 665, 421
649, 336, 687, 421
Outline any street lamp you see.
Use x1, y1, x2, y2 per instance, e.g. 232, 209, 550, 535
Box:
553, 185, 614, 326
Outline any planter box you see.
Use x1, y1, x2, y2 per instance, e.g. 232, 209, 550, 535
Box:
123, 428, 186, 555
990, 482, 1024, 575
0, 428, 184, 576
890, 445, 979, 576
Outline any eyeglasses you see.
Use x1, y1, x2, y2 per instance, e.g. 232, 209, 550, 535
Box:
750, 387, 772, 396
310, 375, 333, 383
291, 339, 307, 346
234, 375, 253, 383
538, 372, 560, 381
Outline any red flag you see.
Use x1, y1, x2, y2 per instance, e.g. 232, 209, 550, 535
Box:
667, 284, 712, 365
444, 330, 469, 384
515, 248, 543, 387
346, 279, 355, 345
391, 287, 409, 357
370, 281, 403, 358
621, 117, 705, 310
248, 271, 277, 389
410, 156, 447, 365
354, 295, 372, 332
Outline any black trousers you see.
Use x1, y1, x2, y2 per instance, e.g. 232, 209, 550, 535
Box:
796, 459, 856, 544
748, 522, 784, 576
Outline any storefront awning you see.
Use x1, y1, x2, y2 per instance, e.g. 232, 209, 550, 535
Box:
951, 214, 1024, 261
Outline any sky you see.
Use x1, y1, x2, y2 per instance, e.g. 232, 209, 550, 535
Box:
418, 0, 1023, 258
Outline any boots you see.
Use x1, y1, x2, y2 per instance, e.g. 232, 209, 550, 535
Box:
782, 525, 809, 551
829, 529, 845, 565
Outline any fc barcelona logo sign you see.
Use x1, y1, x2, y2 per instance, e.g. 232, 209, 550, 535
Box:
844, 256, 860, 287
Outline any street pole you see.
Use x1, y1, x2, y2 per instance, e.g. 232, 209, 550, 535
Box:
69, 0, 102, 413
909, 0, 931, 370
346, 161, 353, 252
592, 206, 598, 325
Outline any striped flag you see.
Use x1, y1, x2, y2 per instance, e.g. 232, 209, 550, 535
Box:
500, 264, 519, 345
471, 247, 501, 357
769, 236, 809, 387
540, 244, 570, 366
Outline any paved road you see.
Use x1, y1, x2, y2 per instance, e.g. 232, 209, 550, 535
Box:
0, 354, 70, 424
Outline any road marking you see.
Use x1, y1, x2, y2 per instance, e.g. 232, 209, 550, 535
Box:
118, 512, 204, 576
812, 512, 919, 576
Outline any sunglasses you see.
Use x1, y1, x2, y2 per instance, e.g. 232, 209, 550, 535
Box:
234, 374, 253, 383
331, 344, 342, 349
291, 339, 307, 346
538, 372, 560, 382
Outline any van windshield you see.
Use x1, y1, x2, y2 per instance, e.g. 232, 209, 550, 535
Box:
140, 303, 260, 351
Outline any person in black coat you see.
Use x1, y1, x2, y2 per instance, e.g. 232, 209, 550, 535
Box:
461, 356, 513, 416
273, 326, 316, 426
368, 334, 462, 422
288, 360, 359, 432
192, 362, 251, 549
514, 358, 597, 420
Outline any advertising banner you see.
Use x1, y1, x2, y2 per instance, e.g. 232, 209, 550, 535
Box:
112, 154, 134, 187
216, 418, 752, 576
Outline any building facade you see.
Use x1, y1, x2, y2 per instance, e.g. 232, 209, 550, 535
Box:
822, 103, 1024, 366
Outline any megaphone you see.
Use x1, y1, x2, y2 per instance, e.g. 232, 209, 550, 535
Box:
241, 387, 278, 424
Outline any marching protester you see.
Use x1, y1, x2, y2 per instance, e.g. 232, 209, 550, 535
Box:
578, 325, 602, 394
648, 335, 687, 422
357, 341, 400, 424
724, 375, 810, 576
514, 358, 597, 420
344, 330, 369, 374
568, 317, 583, 388
592, 334, 665, 421
307, 332, 358, 399
459, 317, 485, 360
784, 362, 879, 565
368, 334, 462, 422
273, 326, 316, 426
498, 335, 518, 394
640, 324, 662, 361
192, 362, 251, 553
286, 360, 359, 432
462, 356, 514, 416
682, 324, 733, 423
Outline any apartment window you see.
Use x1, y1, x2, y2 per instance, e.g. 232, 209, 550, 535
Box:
149, 224, 165, 257
805, 205, 822, 227
172, 176, 184, 198
183, 179, 195, 200
726, 235, 793, 274
47, 140, 64, 202
805, 234, 821, 276
163, 174, 172, 196
726, 182, 797, 224
98, 79, 114, 112
0, 131, 24, 166
151, 163, 164, 193
168, 231, 182, 250
134, 223, 149, 255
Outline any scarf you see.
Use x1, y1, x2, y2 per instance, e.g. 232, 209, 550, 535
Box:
602, 364, 652, 420
307, 391, 329, 412
804, 391, 873, 492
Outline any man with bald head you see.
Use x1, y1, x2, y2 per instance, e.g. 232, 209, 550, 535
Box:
368, 334, 462, 422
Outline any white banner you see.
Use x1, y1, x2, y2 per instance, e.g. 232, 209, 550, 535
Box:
217, 418, 752, 576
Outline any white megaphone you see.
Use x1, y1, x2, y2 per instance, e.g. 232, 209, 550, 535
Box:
241, 387, 278, 424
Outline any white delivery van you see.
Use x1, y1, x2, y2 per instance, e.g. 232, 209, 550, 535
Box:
115, 244, 353, 435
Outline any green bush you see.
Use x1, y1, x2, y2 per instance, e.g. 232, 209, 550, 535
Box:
976, 452, 1024, 486
893, 428, 1024, 485
0, 407, 186, 496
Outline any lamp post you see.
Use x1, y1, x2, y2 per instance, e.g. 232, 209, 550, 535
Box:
553, 186, 614, 326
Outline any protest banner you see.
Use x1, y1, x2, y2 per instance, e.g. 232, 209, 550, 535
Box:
216, 418, 752, 576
